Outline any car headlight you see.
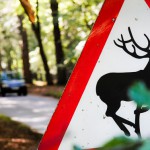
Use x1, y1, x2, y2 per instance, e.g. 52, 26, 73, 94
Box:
2, 83, 8, 88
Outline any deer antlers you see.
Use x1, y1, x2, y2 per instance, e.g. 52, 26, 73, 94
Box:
114, 27, 150, 58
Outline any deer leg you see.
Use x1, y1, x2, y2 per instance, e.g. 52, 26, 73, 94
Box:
106, 102, 135, 127
111, 114, 131, 136
113, 114, 135, 127
106, 103, 131, 136
134, 106, 149, 138
134, 107, 141, 138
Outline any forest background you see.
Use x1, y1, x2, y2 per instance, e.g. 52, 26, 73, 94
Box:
0, 0, 104, 85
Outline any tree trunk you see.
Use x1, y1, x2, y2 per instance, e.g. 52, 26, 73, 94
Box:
7, 56, 12, 71
32, 23, 53, 85
18, 15, 32, 84
31, 0, 53, 85
50, 0, 67, 85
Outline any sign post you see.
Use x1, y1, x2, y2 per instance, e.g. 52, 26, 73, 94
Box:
39, 0, 150, 149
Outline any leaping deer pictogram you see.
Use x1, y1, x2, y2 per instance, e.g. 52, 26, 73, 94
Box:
96, 27, 150, 137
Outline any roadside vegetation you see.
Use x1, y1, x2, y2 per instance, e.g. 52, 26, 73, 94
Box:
0, 114, 42, 150
28, 83, 64, 99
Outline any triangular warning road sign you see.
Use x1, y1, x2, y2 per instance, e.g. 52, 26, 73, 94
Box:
39, 0, 150, 149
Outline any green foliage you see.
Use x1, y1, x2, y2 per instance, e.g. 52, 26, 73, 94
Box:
45, 90, 63, 98
100, 136, 140, 150
60, 1, 103, 47
73, 145, 82, 150
128, 81, 150, 107
139, 139, 150, 150
97, 137, 150, 150
73, 137, 144, 150
0, 1, 22, 71
102, 136, 135, 148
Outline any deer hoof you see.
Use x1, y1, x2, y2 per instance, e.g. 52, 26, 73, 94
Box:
135, 130, 141, 138
134, 107, 149, 114
124, 130, 130, 136
141, 106, 149, 113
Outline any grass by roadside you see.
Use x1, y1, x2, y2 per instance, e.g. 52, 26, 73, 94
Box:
0, 114, 42, 150
28, 84, 65, 99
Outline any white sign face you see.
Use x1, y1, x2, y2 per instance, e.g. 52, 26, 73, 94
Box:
59, 0, 150, 149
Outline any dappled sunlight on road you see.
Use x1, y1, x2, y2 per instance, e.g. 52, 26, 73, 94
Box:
0, 94, 58, 133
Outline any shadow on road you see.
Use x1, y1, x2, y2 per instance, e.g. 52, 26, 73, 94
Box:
0, 94, 58, 133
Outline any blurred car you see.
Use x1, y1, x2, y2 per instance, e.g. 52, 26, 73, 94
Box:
0, 71, 27, 96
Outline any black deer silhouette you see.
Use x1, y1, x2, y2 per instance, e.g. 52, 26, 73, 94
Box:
96, 27, 150, 137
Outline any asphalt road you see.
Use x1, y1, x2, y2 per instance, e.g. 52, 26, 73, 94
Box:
0, 94, 59, 134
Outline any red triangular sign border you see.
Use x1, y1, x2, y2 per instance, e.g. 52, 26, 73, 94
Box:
38, 0, 127, 149
145, 0, 150, 8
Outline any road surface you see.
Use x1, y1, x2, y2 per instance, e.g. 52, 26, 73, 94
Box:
0, 94, 59, 134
